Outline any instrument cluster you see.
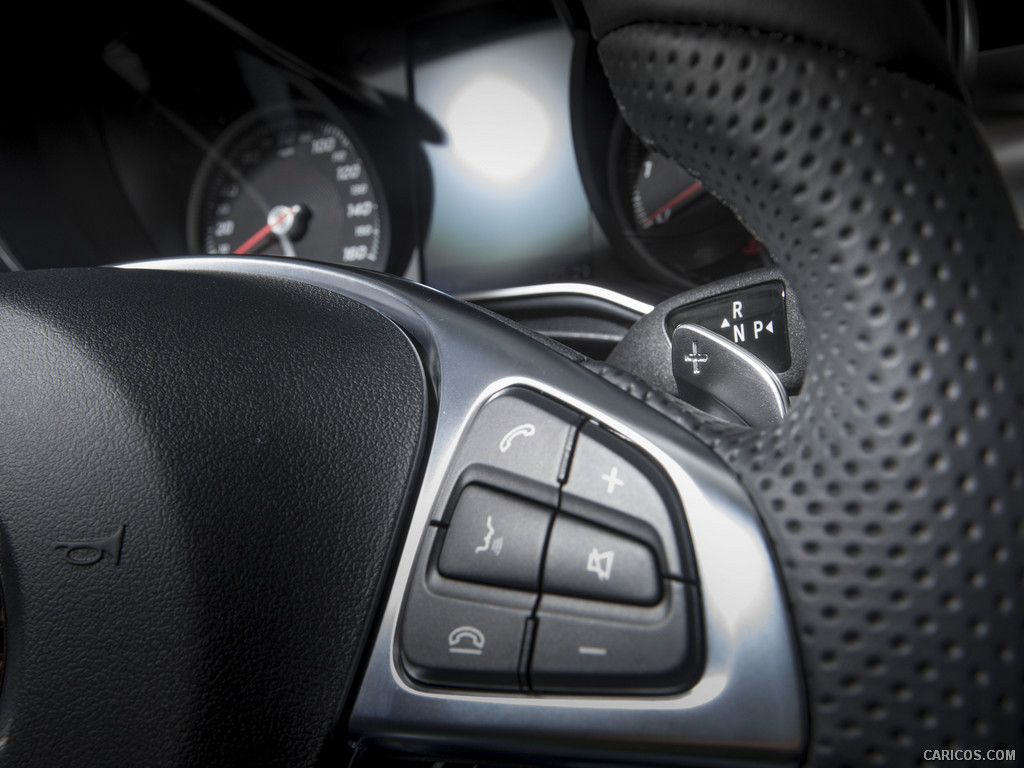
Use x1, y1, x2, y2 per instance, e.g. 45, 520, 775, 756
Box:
1, 1, 769, 299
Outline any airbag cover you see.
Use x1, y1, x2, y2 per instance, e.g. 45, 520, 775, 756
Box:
0, 268, 427, 766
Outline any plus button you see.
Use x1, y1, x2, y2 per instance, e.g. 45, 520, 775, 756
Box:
600, 466, 625, 494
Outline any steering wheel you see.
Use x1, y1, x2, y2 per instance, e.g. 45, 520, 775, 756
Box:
0, 1, 1020, 765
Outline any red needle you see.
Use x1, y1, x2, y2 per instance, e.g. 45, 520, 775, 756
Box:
643, 180, 703, 226
233, 207, 296, 255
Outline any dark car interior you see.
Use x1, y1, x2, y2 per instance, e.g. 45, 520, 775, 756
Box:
0, 1, 1021, 766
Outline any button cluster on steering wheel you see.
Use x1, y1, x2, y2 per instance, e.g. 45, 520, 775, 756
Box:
399, 389, 703, 695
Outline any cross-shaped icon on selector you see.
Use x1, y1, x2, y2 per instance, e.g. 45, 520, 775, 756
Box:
683, 340, 709, 374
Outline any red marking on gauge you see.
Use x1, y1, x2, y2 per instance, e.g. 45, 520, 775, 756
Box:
233, 206, 297, 255
742, 237, 762, 256
643, 181, 703, 227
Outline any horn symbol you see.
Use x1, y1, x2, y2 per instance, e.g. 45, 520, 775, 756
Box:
53, 525, 125, 566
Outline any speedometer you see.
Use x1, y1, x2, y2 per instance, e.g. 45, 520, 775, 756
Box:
187, 107, 387, 269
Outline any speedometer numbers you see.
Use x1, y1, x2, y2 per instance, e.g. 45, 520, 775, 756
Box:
188, 109, 387, 270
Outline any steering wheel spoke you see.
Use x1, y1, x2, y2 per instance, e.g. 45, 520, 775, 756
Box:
118, 256, 803, 765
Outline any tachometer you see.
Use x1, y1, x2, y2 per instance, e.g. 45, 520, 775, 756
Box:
187, 107, 387, 269
607, 121, 768, 284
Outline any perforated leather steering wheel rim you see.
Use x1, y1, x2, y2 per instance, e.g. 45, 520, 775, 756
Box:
589, 8, 1024, 764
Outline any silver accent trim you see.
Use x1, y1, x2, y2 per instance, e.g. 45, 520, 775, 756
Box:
672, 323, 789, 429
458, 283, 655, 316
0, 231, 23, 272
118, 257, 803, 767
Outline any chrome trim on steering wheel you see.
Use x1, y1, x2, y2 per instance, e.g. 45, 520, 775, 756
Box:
458, 282, 655, 316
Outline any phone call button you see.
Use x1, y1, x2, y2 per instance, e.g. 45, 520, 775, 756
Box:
447, 389, 580, 509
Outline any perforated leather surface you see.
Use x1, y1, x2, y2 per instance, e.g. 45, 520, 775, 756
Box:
598, 23, 1024, 765
582, 0, 961, 97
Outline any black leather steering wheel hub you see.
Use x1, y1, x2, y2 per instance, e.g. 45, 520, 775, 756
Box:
0, 268, 427, 765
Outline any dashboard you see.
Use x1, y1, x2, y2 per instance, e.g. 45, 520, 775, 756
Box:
2, 0, 1022, 357
0, 1, 777, 330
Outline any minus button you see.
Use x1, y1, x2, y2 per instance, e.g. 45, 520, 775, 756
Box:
577, 646, 608, 657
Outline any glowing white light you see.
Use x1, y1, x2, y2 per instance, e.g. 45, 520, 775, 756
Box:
445, 73, 554, 185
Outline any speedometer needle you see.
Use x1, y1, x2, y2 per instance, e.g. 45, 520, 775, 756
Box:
233, 205, 303, 255
643, 180, 703, 227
